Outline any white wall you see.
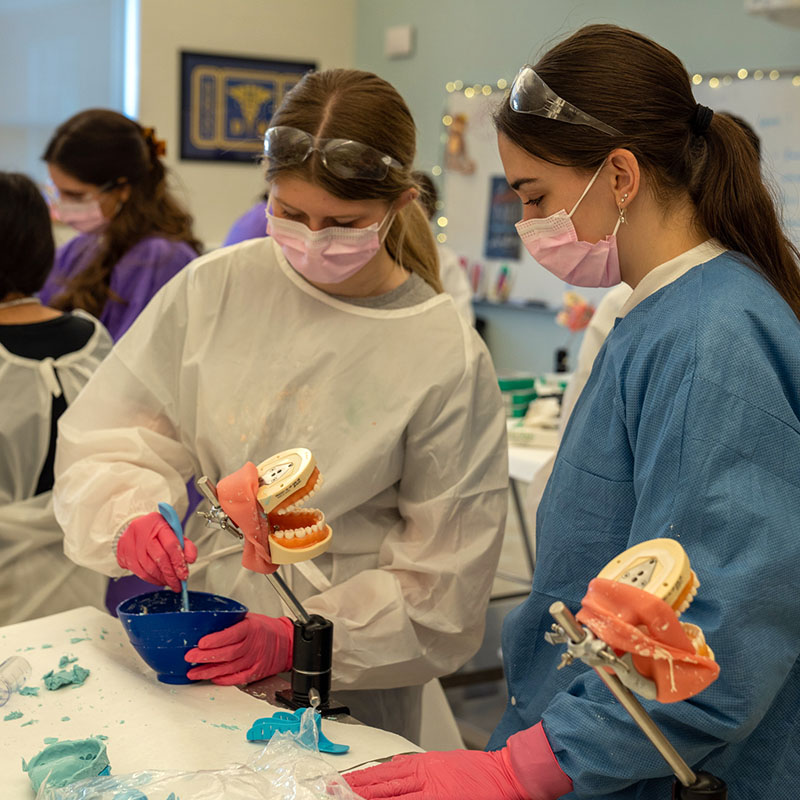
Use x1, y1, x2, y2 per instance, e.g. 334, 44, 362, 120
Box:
0, 0, 125, 183
138, 0, 356, 249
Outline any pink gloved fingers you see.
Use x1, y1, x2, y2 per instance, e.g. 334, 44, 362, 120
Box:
183, 538, 198, 564
347, 779, 421, 799
147, 546, 181, 591
118, 513, 183, 590
184, 614, 293, 683
344, 749, 528, 800
191, 619, 251, 653
184, 636, 250, 665
346, 759, 421, 797
185, 660, 249, 682
204, 659, 266, 686
129, 538, 166, 587
155, 526, 192, 581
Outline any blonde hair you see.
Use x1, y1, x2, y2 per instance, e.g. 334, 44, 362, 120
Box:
265, 69, 442, 293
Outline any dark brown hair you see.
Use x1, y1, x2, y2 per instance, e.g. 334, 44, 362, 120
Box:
0, 172, 55, 298
266, 69, 442, 292
43, 109, 202, 316
494, 24, 800, 319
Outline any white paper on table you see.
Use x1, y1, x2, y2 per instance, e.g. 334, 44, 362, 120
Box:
0, 607, 421, 798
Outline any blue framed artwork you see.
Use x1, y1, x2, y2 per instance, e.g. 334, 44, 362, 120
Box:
180, 51, 316, 163
484, 175, 522, 260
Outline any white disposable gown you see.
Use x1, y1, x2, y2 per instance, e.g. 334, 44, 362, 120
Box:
54, 238, 508, 738
0, 311, 111, 624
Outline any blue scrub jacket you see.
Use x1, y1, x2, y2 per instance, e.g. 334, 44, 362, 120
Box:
490, 252, 800, 799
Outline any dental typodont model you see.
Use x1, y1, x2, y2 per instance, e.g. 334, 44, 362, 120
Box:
255, 448, 332, 564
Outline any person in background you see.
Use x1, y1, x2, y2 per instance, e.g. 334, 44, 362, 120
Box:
347, 24, 800, 798
0, 172, 112, 625
52, 69, 508, 742
222, 191, 269, 246
39, 108, 203, 613
414, 171, 476, 325
39, 109, 202, 343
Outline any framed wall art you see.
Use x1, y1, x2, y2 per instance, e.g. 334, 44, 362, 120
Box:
180, 51, 315, 163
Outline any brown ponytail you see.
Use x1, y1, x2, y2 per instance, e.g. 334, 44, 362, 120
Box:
265, 69, 442, 293
494, 24, 800, 319
688, 112, 800, 317
43, 109, 202, 317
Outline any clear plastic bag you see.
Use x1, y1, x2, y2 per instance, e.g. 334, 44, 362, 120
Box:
36, 707, 356, 800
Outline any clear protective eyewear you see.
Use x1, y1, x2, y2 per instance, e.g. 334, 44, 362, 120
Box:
509, 66, 621, 137
43, 178, 118, 206
263, 126, 403, 181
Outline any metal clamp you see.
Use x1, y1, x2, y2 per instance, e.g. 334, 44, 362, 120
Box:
547, 602, 697, 789
194, 475, 310, 624
546, 621, 657, 700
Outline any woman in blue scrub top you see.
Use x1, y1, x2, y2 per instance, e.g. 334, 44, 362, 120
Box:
348, 24, 800, 800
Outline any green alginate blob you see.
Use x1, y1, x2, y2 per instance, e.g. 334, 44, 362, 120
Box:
43, 665, 90, 690
22, 737, 109, 792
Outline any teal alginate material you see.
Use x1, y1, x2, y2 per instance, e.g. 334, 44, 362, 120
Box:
19, 686, 39, 696
4, 710, 23, 721
22, 737, 110, 792
43, 664, 90, 690
59, 655, 78, 668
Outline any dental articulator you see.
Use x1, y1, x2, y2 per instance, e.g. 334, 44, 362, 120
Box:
196, 448, 348, 717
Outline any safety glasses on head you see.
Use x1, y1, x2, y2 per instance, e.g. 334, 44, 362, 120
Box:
264, 126, 403, 181
509, 66, 622, 137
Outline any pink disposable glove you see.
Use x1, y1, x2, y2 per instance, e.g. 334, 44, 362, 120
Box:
184, 613, 294, 685
116, 511, 198, 592
345, 749, 528, 800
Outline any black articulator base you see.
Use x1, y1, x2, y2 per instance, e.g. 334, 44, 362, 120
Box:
274, 614, 350, 717
672, 772, 727, 799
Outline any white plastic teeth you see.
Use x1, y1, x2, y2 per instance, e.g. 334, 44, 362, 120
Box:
271, 514, 326, 541
275, 473, 324, 515
675, 572, 700, 617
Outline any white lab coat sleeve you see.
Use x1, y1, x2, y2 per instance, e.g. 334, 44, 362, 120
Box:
54, 271, 198, 577
303, 332, 508, 690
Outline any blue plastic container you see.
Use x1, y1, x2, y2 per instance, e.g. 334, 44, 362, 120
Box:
117, 591, 247, 684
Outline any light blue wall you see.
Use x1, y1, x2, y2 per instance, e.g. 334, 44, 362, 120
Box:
355, 0, 800, 374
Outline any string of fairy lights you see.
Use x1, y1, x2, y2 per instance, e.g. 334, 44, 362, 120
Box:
429, 69, 799, 245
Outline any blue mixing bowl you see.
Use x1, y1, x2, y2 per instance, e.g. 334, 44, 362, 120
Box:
117, 591, 247, 684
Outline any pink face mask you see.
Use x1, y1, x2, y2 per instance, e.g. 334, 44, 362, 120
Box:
266, 206, 394, 284
52, 198, 108, 234
515, 162, 622, 288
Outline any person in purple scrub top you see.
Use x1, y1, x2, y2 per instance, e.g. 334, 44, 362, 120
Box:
222, 192, 269, 246
40, 109, 202, 612
40, 109, 202, 342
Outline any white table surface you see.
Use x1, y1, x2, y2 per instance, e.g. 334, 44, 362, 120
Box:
0, 607, 420, 798
508, 444, 555, 483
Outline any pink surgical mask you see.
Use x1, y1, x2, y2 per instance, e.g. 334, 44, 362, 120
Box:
266, 205, 394, 284
52, 198, 108, 234
515, 162, 622, 288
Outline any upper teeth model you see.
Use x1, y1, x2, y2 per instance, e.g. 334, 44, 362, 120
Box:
255, 448, 332, 564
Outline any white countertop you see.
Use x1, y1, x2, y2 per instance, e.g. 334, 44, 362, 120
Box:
0, 607, 419, 798
508, 444, 555, 483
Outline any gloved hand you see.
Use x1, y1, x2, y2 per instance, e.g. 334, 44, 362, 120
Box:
345, 748, 528, 800
184, 613, 294, 685
116, 512, 198, 592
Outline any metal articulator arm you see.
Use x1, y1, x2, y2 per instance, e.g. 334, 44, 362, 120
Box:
195, 475, 348, 716
545, 539, 727, 799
